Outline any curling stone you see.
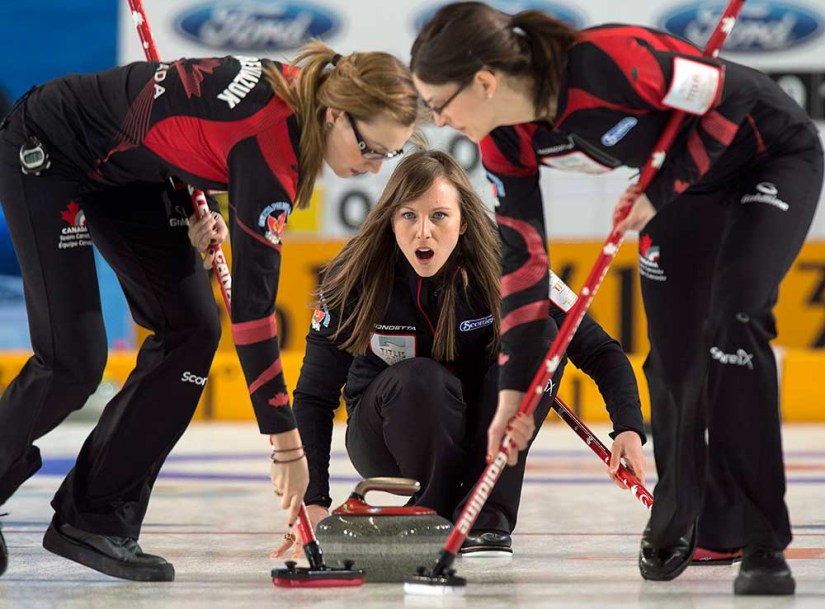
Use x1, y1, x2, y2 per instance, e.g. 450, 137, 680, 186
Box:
315, 477, 452, 582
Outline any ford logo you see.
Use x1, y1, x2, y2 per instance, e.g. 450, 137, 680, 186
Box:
414, 1, 586, 32
175, 1, 341, 52
659, 1, 824, 53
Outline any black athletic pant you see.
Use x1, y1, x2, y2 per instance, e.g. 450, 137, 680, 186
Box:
0, 111, 220, 538
345, 357, 561, 533
641, 124, 823, 551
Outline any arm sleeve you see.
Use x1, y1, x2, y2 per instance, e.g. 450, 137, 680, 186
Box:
293, 296, 353, 508
551, 307, 646, 444
481, 124, 555, 391
573, 33, 757, 209
226, 136, 296, 434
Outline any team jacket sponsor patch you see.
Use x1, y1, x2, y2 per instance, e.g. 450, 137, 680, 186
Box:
549, 270, 577, 312
540, 151, 614, 174
370, 334, 416, 366
459, 315, 494, 332
662, 57, 721, 115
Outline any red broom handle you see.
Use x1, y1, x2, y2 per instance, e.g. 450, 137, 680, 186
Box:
551, 396, 653, 510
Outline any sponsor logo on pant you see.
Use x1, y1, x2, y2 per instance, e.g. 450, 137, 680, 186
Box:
181, 371, 208, 386
740, 182, 789, 211
709, 347, 755, 370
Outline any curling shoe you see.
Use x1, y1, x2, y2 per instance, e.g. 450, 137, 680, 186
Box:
691, 546, 743, 565
460, 530, 513, 557
734, 548, 795, 596
639, 519, 697, 581
43, 515, 174, 581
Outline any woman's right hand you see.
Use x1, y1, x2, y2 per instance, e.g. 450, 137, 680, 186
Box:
188, 211, 228, 269
269, 453, 310, 528
271, 504, 330, 559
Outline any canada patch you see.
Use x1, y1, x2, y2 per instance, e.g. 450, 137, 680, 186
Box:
257, 201, 291, 245
311, 303, 331, 331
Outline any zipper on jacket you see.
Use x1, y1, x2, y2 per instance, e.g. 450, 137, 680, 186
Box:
416, 278, 437, 336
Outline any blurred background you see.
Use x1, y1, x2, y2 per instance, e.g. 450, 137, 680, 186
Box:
0, 0, 823, 425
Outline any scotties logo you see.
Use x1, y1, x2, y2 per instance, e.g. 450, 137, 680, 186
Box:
638, 234, 666, 282
58, 201, 91, 250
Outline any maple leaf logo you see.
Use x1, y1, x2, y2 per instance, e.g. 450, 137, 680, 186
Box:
265, 213, 287, 245
173, 58, 221, 99
639, 234, 652, 257
60, 201, 85, 226
268, 392, 289, 408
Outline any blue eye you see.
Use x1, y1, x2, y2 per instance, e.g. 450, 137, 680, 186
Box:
402, 211, 415, 220
432, 212, 446, 220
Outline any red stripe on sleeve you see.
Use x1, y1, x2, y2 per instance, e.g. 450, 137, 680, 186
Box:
232, 316, 278, 345
480, 126, 538, 177
501, 301, 548, 335
745, 114, 767, 156
701, 110, 738, 147
687, 130, 710, 176
249, 359, 283, 395
497, 215, 548, 298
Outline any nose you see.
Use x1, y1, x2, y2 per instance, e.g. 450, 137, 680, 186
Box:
433, 113, 448, 128
416, 217, 433, 240
366, 158, 383, 174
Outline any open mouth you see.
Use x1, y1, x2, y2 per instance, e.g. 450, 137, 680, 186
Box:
415, 248, 434, 261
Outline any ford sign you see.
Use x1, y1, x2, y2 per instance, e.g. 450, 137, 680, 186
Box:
175, 1, 341, 52
414, 1, 586, 32
659, 1, 824, 53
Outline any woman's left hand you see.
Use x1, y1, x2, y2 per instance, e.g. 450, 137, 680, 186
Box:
613, 187, 657, 234
608, 431, 646, 490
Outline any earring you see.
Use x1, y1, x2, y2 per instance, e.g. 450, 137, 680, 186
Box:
326, 122, 334, 129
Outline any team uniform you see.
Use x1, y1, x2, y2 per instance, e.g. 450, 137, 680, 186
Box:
293, 258, 645, 532
480, 25, 823, 553
0, 56, 301, 538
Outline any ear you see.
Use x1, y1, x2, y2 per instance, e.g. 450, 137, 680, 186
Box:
459, 222, 467, 235
476, 69, 498, 99
325, 107, 344, 125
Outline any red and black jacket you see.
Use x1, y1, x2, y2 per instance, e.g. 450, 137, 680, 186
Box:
481, 24, 814, 392
26, 57, 303, 434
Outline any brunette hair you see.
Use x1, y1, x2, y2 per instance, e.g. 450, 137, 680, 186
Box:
320, 150, 501, 361
266, 41, 420, 209
410, 1, 576, 118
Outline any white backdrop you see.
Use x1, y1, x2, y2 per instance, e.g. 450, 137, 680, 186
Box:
118, 0, 825, 238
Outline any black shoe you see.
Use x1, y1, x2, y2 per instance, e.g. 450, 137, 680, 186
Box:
1, 513, 7, 577
460, 530, 513, 557
734, 549, 795, 596
42, 516, 174, 582
639, 519, 697, 581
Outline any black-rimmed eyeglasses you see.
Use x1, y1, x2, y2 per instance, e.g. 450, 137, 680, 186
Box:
422, 79, 472, 116
347, 113, 405, 160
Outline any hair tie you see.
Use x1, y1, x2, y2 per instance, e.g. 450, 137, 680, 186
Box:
330, 53, 342, 67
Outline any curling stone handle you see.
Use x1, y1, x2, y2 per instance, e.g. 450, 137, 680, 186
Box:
354, 477, 420, 498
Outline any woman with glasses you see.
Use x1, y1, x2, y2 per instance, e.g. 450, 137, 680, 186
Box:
0, 42, 418, 581
264, 150, 645, 558
409, 1, 823, 596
